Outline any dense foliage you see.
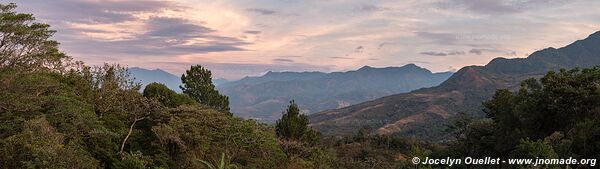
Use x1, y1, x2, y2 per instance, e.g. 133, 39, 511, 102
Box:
440, 66, 600, 168
3, 2, 600, 169
0, 66, 290, 168
275, 101, 318, 143
0, 3, 283, 168
181, 65, 230, 114
143, 82, 194, 108
0, 3, 69, 72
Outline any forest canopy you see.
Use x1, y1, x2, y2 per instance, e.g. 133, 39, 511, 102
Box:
0, 3, 285, 168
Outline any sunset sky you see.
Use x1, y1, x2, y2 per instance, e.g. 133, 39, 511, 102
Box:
10, 0, 600, 79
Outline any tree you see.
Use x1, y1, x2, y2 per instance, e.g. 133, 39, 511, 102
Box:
180, 65, 230, 114
0, 3, 70, 72
276, 101, 309, 140
510, 138, 559, 169
119, 91, 158, 155
450, 66, 600, 164
275, 100, 318, 143
447, 119, 497, 159
355, 125, 371, 143
446, 112, 472, 141
152, 104, 286, 168
0, 117, 99, 168
143, 82, 194, 108
0, 3, 295, 169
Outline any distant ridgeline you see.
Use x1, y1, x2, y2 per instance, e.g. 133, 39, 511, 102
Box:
128, 67, 230, 93
309, 31, 600, 141
127, 63, 453, 124
217, 64, 453, 123
128, 67, 183, 92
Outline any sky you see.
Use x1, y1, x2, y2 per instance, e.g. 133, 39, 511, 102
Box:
7, 0, 600, 79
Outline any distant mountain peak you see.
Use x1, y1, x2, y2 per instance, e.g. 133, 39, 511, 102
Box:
589, 31, 600, 38
310, 30, 600, 140
357, 64, 423, 71
221, 63, 452, 122
358, 65, 374, 70
403, 63, 418, 67
131, 67, 169, 73
128, 67, 182, 92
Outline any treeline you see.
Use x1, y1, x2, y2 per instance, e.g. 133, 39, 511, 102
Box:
0, 3, 423, 168
0, 3, 281, 168
330, 61, 600, 169
438, 66, 600, 168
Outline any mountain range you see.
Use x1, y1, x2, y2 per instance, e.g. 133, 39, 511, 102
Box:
129, 67, 183, 92
217, 64, 453, 122
128, 65, 453, 123
309, 31, 600, 141
128, 67, 232, 92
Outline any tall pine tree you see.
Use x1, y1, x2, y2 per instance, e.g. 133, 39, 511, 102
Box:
275, 101, 319, 143
180, 65, 230, 114
276, 101, 307, 140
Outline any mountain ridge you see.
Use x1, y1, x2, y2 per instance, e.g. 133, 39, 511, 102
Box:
219, 64, 453, 122
309, 30, 600, 140
128, 67, 182, 92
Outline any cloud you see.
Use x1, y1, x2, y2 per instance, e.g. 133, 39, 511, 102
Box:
377, 43, 386, 50
447, 66, 457, 72
244, 30, 262, 34
29, 4, 250, 57
420, 52, 447, 56
441, 0, 520, 15
16, 0, 176, 24
469, 49, 483, 55
355, 4, 390, 12
246, 8, 277, 15
273, 58, 294, 63
408, 60, 432, 64
11, 0, 600, 78
437, 0, 573, 15
62, 16, 249, 56
354, 46, 364, 53
420, 51, 465, 56
278, 55, 303, 58
448, 51, 466, 55
66, 39, 247, 57
330, 56, 354, 60
469, 48, 516, 56
415, 32, 459, 45
145, 17, 214, 38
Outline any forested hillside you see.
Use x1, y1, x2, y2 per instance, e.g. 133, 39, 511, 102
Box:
219, 64, 452, 122
0, 3, 309, 168
310, 31, 600, 141
438, 66, 600, 168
